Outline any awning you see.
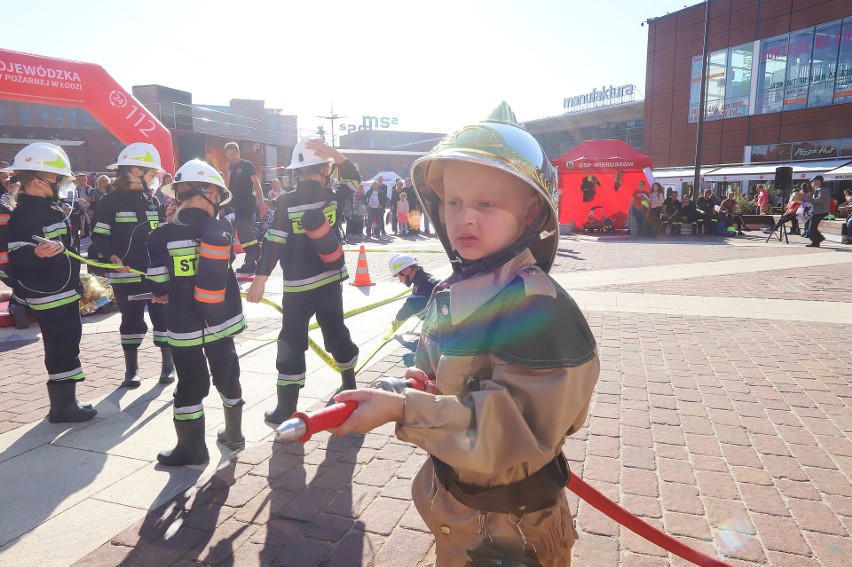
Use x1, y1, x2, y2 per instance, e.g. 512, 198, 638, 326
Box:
652, 166, 720, 182
823, 162, 852, 181
703, 159, 851, 184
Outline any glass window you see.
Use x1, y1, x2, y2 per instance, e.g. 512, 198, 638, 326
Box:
783, 28, 813, 111
68, 110, 76, 121
40, 110, 49, 120
0, 107, 5, 118
757, 33, 788, 114
704, 49, 728, 121
835, 17, 852, 105
689, 55, 703, 123
82, 111, 91, 121
808, 20, 842, 108
55, 109, 63, 121
724, 43, 753, 118
21, 107, 30, 119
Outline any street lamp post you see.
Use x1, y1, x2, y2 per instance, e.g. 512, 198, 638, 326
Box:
692, 0, 711, 200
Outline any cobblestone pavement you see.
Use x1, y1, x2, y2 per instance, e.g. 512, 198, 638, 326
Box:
2, 232, 851, 566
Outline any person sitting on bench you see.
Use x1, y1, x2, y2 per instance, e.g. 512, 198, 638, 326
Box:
719, 193, 746, 236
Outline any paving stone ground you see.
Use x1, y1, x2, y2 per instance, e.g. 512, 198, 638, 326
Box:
2, 232, 851, 566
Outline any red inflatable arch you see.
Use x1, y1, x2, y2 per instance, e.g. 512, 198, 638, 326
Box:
551, 140, 653, 229
0, 48, 175, 173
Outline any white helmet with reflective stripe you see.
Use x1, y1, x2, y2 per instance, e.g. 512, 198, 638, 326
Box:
389, 253, 417, 276
161, 159, 231, 206
4, 142, 74, 178
107, 142, 164, 171
286, 137, 335, 170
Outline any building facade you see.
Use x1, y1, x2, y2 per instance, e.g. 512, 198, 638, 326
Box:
645, 0, 852, 170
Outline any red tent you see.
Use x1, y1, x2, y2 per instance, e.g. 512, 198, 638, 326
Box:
551, 140, 653, 229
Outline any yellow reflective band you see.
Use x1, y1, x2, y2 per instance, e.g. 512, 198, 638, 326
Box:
173, 254, 199, 276
130, 151, 155, 163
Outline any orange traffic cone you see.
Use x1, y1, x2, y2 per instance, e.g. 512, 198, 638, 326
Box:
350, 245, 376, 287
234, 237, 245, 254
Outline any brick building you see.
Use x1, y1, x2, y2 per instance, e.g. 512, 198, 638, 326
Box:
645, 0, 852, 176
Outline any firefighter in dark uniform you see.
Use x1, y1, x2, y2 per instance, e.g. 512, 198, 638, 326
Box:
92, 143, 173, 388
246, 137, 360, 424
4, 143, 97, 422
147, 159, 246, 466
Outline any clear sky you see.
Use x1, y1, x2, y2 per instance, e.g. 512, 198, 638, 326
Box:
2, 0, 700, 137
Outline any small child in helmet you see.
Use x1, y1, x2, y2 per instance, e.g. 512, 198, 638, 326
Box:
331, 104, 600, 565
388, 253, 439, 329
146, 160, 246, 466
4, 143, 97, 423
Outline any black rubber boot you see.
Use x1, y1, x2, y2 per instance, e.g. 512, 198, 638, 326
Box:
8, 303, 30, 330
159, 346, 176, 384
157, 418, 210, 466
340, 368, 357, 391
121, 347, 141, 388
47, 381, 97, 423
236, 249, 258, 274
264, 385, 300, 425
217, 402, 245, 451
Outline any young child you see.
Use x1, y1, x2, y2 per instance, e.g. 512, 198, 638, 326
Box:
331, 103, 600, 565
92, 143, 172, 388
4, 143, 97, 422
396, 191, 410, 235
388, 253, 439, 329
147, 159, 246, 465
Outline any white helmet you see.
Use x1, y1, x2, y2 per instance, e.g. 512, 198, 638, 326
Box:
107, 142, 164, 171
286, 137, 334, 170
4, 142, 74, 178
389, 253, 417, 276
161, 159, 231, 206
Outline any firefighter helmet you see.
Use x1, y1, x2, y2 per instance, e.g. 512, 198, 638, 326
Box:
389, 253, 418, 276
4, 142, 75, 178
161, 159, 231, 206
410, 102, 559, 273
286, 137, 335, 170
107, 142, 164, 171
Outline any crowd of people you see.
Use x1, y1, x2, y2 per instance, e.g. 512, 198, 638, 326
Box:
626, 176, 849, 246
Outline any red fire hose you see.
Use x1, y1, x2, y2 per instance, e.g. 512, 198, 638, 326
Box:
276, 392, 732, 567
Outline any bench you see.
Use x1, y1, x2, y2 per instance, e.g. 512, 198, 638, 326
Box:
820, 219, 850, 244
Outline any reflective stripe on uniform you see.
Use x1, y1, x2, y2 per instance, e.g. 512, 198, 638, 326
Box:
93, 222, 111, 235
167, 239, 200, 257
146, 266, 170, 283
283, 269, 348, 293
335, 354, 358, 372
220, 395, 243, 408
109, 271, 142, 285
48, 366, 85, 382
264, 229, 288, 244
115, 212, 138, 223
277, 372, 306, 387
199, 242, 230, 260
0, 251, 8, 264
174, 404, 204, 421
121, 332, 146, 345
0, 213, 9, 226
7, 241, 35, 251
26, 289, 81, 311
153, 331, 169, 344
194, 286, 225, 304
42, 222, 67, 239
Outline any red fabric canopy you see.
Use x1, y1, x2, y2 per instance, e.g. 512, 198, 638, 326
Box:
551, 139, 653, 171
550, 140, 653, 229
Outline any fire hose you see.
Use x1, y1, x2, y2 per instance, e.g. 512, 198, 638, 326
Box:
275, 381, 733, 567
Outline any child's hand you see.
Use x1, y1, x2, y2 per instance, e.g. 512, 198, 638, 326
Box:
327, 389, 405, 435
34, 241, 63, 258
404, 367, 438, 394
